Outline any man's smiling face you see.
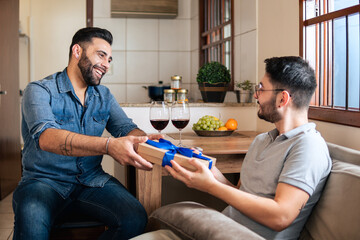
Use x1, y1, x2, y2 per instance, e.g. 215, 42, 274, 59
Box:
78, 37, 112, 86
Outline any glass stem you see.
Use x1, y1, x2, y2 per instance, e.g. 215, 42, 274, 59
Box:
179, 129, 182, 146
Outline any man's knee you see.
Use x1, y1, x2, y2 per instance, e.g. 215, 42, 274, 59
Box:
15, 196, 55, 229
12, 180, 64, 238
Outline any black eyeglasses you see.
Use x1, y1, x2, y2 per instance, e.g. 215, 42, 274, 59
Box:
254, 83, 285, 98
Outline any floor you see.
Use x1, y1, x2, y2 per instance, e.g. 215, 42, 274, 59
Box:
0, 193, 14, 240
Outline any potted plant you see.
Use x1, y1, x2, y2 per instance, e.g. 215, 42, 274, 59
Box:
196, 62, 231, 103
235, 80, 254, 103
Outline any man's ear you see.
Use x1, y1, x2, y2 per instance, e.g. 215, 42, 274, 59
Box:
279, 91, 291, 107
72, 44, 82, 59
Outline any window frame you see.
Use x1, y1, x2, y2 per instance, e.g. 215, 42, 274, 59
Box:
299, 1, 360, 128
199, 0, 234, 89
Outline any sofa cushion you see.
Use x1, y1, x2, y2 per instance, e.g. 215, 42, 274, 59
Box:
300, 159, 360, 240
148, 201, 265, 240
327, 142, 360, 165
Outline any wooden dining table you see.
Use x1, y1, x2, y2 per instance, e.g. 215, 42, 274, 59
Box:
135, 131, 260, 215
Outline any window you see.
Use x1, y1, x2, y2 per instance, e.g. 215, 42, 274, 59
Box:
199, 0, 234, 88
300, 1, 360, 127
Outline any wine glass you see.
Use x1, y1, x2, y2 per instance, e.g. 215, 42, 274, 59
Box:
171, 101, 190, 147
150, 101, 170, 133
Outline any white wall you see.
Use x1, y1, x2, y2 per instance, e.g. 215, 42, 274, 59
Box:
19, 0, 86, 82
256, 0, 300, 133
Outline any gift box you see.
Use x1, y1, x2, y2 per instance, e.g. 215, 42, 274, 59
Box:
138, 139, 216, 171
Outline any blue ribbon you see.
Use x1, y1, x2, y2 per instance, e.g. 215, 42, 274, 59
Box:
145, 138, 212, 169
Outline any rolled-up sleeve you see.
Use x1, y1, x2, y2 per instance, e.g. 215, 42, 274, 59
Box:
22, 83, 61, 149
105, 94, 138, 137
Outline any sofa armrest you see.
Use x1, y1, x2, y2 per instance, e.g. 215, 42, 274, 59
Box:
147, 201, 264, 240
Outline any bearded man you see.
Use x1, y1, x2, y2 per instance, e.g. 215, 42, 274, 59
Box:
160, 56, 332, 240
13, 27, 159, 240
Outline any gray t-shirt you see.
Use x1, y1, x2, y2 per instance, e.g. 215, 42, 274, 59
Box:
222, 123, 331, 240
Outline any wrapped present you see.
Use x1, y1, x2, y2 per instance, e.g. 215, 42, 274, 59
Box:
138, 138, 216, 171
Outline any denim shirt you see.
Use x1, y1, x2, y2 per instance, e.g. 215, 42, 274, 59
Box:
21, 68, 138, 198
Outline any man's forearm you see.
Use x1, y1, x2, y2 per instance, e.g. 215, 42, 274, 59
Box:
39, 128, 108, 156
127, 128, 147, 136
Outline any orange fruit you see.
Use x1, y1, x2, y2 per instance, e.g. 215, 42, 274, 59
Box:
218, 126, 228, 131
225, 119, 238, 130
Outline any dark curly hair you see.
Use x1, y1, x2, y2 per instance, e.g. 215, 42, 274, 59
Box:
264, 56, 317, 109
69, 27, 113, 58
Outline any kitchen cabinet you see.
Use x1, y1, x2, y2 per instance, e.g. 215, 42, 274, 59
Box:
111, 0, 178, 18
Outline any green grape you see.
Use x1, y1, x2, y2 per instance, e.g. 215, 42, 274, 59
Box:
194, 115, 227, 131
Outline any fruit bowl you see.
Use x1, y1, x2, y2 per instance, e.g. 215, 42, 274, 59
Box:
193, 130, 234, 137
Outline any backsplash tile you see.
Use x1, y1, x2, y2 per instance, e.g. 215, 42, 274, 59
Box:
159, 52, 191, 84
234, 35, 241, 85
191, 50, 199, 83
102, 83, 126, 103
178, 0, 191, 19
126, 19, 159, 51
94, 18, 126, 51
101, 51, 126, 84
126, 51, 158, 84
159, 19, 191, 51
190, 16, 199, 51
126, 84, 152, 103
240, 31, 257, 85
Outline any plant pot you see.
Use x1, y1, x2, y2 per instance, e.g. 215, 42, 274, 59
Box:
235, 90, 253, 103
198, 82, 229, 103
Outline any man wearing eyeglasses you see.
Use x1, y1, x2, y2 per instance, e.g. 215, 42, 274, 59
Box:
163, 56, 332, 240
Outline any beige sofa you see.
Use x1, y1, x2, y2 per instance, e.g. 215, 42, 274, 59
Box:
147, 143, 360, 240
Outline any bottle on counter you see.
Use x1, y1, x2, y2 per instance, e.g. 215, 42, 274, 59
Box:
163, 89, 175, 104
171, 75, 182, 90
177, 89, 188, 103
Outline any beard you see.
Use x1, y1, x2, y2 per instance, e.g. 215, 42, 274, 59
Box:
257, 96, 282, 123
78, 52, 103, 86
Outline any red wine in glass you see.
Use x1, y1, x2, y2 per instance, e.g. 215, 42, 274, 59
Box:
150, 119, 169, 131
171, 101, 190, 146
171, 119, 189, 129
150, 101, 170, 133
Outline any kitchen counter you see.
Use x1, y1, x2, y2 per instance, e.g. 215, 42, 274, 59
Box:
119, 102, 256, 107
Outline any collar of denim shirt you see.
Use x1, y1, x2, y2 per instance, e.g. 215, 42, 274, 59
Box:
56, 68, 95, 102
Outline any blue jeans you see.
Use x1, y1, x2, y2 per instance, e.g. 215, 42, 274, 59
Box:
12, 177, 147, 240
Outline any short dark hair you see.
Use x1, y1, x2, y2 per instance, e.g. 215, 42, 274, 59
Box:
264, 56, 317, 109
69, 27, 113, 58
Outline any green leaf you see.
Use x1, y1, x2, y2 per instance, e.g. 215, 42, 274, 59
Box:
196, 62, 231, 84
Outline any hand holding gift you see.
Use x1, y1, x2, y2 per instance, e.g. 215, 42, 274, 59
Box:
138, 138, 216, 171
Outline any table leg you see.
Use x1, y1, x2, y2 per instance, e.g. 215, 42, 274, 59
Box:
136, 164, 162, 215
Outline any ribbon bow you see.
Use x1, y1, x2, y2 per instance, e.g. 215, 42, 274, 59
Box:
146, 138, 212, 169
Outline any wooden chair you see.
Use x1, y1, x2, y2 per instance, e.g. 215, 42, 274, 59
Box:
50, 211, 107, 240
